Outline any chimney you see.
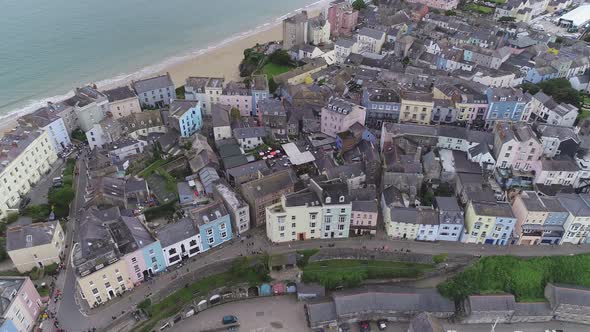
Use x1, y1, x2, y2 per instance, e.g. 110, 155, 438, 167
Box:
414, 146, 422, 162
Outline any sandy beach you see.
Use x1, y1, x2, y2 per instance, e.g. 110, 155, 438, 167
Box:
0, 2, 328, 137
166, 24, 283, 86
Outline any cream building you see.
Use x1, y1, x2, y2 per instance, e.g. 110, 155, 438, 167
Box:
6, 221, 65, 273
557, 194, 590, 244
77, 259, 133, 307
266, 191, 323, 243
385, 206, 439, 241
0, 127, 58, 219
399, 91, 434, 124
102, 86, 142, 119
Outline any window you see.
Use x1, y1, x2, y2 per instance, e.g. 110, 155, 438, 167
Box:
208, 237, 215, 244
104, 282, 111, 288
291, 223, 296, 228
91, 288, 99, 295
116, 276, 123, 283
207, 229, 213, 235
221, 231, 227, 238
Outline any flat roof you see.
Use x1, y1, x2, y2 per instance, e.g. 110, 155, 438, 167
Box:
282, 142, 315, 165
559, 5, 590, 27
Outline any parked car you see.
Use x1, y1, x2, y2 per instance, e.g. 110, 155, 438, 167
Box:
339, 322, 351, 332
377, 320, 387, 330
18, 197, 31, 209
222, 315, 238, 325
359, 321, 371, 332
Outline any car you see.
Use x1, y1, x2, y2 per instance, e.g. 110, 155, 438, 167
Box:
338, 323, 350, 332
377, 319, 387, 330
19, 196, 31, 209
227, 327, 239, 332
359, 321, 371, 332
222, 315, 238, 325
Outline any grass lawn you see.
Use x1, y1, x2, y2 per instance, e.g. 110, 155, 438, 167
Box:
463, 3, 494, 13
302, 259, 434, 289
134, 258, 269, 332
438, 254, 590, 302
578, 109, 590, 121
582, 95, 590, 107
138, 159, 166, 178
261, 63, 292, 79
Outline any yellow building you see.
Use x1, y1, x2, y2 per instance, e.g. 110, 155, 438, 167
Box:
77, 259, 133, 307
399, 91, 434, 124
464, 201, 496, 244
273, 58, 327, 86
6, 221, 65, 273
0, 127, 58, 219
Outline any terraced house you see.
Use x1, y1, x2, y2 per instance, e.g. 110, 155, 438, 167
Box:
464, 200, 516, 245
0, 127, 58, 220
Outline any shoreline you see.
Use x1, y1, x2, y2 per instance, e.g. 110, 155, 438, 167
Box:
0, 0, 330, 136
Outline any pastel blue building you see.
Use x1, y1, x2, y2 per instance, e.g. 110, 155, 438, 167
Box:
525, 66, 558, 84
540, 196, 569, 244
251, 74, 269, 116
192, 201, 233, 251
484, 203, 516, 246
169, 100, 203, 137
361, 86, 401, 128
485, 87, 527, 126
141, 241, 167, 275
0, 320, 18, 332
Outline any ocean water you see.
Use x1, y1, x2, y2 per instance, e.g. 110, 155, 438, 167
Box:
0, 0, 322, 119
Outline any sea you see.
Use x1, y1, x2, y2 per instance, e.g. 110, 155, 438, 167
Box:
0, 0, 324, 120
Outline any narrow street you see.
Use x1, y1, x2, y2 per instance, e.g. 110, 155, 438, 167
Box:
38, 150, 590, 332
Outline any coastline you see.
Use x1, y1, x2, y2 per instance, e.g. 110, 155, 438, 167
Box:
0, 0, 330, 137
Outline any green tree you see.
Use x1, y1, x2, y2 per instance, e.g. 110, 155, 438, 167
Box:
268, 49, 293, 67
230, 108, 241, 121
268, 78, 278, 94
445, 10, 457, 16
352, 0, 367, 10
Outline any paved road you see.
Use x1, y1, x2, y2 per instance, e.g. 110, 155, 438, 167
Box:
41, 151, 590, 331
173, 295, 590, 332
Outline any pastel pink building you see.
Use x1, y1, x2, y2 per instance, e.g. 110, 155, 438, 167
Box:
406, 0, 459, 10
219, 81, 252, 117
327, 0, 359, 37
321, 97, 366, 138
350, 200, 379, 235
0, 277, 42, 332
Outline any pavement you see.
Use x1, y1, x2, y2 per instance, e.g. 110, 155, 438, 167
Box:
36, 148, 590, 331
172, 295, 590, 332
30, 158, 66, 206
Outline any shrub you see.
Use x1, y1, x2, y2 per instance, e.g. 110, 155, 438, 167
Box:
23, 205, 52, 222
433, 253, 448, 264
44, 263, 59, 275
3, 212, 19, 224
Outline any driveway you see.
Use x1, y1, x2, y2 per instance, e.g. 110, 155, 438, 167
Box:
30, 158, 65, 205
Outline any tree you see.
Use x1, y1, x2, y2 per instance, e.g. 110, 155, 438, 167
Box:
445, 10, 457, 16
402, 56, 410, 66
352, 0, 367, 10
268, 49, 293, 67
268, 78, 278, 94
498, 16, 515, 22
230, 107, 241, 120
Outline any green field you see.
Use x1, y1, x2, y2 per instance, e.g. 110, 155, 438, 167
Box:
138, 159, 166, 178
261, 63, 292, 79
302, 259, 434, 289
438, 254, 590, 302
463, 3, 494, 14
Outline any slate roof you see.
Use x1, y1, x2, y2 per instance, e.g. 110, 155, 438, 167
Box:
536, 124, 579, 142
390, 207, 439, 225
6, 221, 59, 251
211, 104, 231, 128
358, 27, 385, 40
471, 202, 514, 218
102, 86, 137, 102
233, 126, 267, 139
351, 200, 378, 213
241, 169, 298, 200
546, 283, 590, 307
468, 294, 516, 312
227, 160, 269, 178
133, 73, 174, 94
156, 218, 197, 248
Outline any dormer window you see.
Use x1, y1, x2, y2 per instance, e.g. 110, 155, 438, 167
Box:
325, 197, 331, 204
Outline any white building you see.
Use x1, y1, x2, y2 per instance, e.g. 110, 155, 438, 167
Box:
266, 179, 352, 243
356, 27, 386, 54
233, 127, 266, 150
212, 104, 232, 141
557, 194, 590, 244
18, 106, 71, 153
62, 86, 109, 132
529, 92, 578, 127
334, 39, 359, 64
531, 158, 579, 187
307, 15, 331, 45
213, 181, 250, 234
156, 218, 202, 267
106, 137, 148, 162
0, 128, 58, 219
86, 117, 122, 150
